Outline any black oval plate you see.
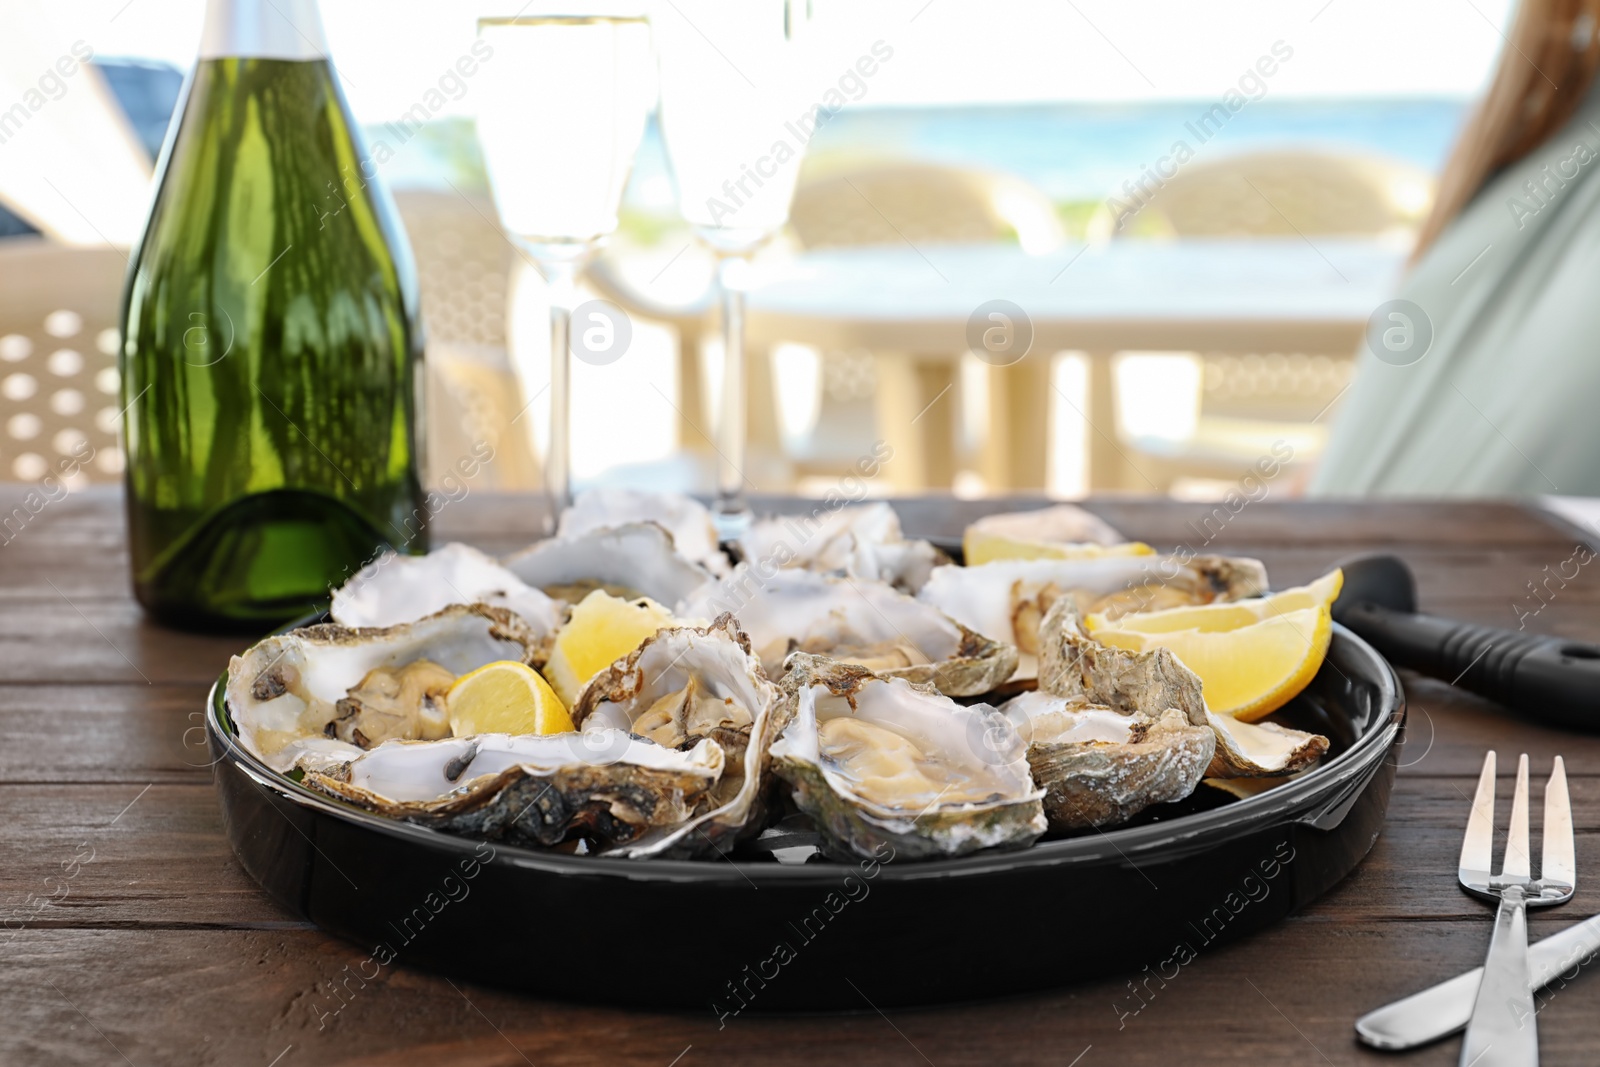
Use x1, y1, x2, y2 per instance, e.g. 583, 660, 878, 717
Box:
208, 615, 1402, 1013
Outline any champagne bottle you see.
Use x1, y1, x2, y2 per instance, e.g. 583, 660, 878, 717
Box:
120, 0, 426, 631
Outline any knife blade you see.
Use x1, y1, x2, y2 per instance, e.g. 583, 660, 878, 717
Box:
1355, 911, 1600, 1050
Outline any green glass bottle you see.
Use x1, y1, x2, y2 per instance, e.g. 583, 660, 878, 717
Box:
120, 0, 426, 631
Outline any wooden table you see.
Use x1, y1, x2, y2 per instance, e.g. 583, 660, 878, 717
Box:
6, 487, 1600, 1066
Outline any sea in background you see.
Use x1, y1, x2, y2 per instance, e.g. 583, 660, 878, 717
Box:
377, 96, 1472, 214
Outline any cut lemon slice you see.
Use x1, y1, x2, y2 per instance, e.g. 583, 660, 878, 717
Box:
542, 589, 677, 708
447, 660, 574, 737
963, 531, 1154, 566
1085, 569, 1342, 722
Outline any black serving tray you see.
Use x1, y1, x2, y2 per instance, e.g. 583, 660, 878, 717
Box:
207, 615, 1403, 1012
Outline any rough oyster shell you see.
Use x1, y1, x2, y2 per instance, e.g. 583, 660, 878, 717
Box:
679, 567, 1016, 696
571, 616, 779, 857
1038, 597, 1328, 782
919, 553, 1268, 680
558, 487, 730, 576
999, 692, 1213, 830
300, 732, 725, 850
769, 654, 1045, 860
503, 522, 715, 607
738, 502, 947, 593
330, 542, 563, 643
226, 605, 539, 772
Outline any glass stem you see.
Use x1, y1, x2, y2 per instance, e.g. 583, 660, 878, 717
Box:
715, 253, 750, 526
542, 257, 580, 532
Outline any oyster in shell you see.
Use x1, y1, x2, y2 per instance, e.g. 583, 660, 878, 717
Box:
679, 567, 1016, 696
964, 504, 1125, 553
504, 522, 715, 607
226, 605, 539, 772
558, 487, 730, 576
571, 617, 779, 857
1038, 597, 1328, 782
919, 554, 1268, 680
301, 732, 726, 850
768, 654, 1045, 860
330, 542, 562, 643
738, 502, 946, 593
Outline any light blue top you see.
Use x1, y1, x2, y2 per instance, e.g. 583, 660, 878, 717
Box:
1311, 87, 1600, 497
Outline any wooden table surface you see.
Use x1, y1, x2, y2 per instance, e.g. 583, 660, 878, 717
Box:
6, 487, 1600, 1067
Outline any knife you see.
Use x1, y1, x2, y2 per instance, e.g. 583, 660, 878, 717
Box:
1355, 911, 1600, 1049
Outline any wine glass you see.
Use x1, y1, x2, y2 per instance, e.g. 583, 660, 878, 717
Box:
654, 0, 815, 536
475, 11, 655, 531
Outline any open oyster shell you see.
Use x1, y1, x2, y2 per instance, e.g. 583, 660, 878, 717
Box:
330, 542, 563, 644
558, 487, 730, 576
919, 553, 1268, 680
965, 504, 1126, 549
571, 616, 779, 858
679, 567, 1016, 696
769, 654, 1045, 860
300, 732, 726, 850
226, 605, 540, 772
738, 502, 947, 593
503, 522, 715, 607
1038, 597, 1328, 782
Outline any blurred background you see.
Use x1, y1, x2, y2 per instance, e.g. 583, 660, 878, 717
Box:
0, 0, 1508, 501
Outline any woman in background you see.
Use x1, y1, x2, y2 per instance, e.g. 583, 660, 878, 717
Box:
1311, 0, 1600, 496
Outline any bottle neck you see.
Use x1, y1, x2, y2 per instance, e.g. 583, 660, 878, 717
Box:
200, 0, 329, 60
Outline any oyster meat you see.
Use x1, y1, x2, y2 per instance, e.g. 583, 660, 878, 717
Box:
226, 604, 540, 772
679, 567, 1016, 697
331, 542, 563, 642
964, 504, 1126, 550
768, 654, 1045, 860
738, 502, 946, 593
301, 732, 726, 850
504, 522, 715, 607
919, 554, 1268, 680
572, 616, 779, 857
558, 487, 730, 575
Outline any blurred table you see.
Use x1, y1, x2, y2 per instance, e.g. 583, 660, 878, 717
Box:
747, 238, 1405, 490
9, 487, 1600, 1065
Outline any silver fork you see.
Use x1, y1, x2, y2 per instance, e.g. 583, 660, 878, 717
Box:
1457, 752, 1575, 1067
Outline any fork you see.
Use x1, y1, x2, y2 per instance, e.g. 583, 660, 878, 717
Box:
1457, 752, 1575, 1067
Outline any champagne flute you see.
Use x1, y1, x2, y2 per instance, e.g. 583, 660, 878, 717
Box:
654, 0, 815, 536
475, 12, 654, 531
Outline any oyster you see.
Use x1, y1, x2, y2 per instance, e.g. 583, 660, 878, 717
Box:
301, 732, 726, 850
738, 502, 946, 593
503, 522, 715, 607
226, 605, 539, 772
330, 542, 563, 642
768, 654, 1045, 860
1038, 597, 1328, 782
964, 504, 1125, 551
558, 487, 730, 576
679, 567, 1016, 696
571, 617, 779, 857
919, 554, 1268, 680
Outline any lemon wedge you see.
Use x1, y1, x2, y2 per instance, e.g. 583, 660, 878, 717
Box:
963, 531, 1154, 566
447, 660, 574, 737
1085, 569, 1343, 722
542, 589, 677, 708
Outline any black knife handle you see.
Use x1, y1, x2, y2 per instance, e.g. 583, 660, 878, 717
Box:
1340, 602, 1600, 731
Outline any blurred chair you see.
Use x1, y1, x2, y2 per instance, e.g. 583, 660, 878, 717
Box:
393, 190, 541, 490
0, 239, 127, 483
1089, 150, 1430, 494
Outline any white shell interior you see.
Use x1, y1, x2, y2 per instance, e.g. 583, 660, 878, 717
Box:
738, 502, 941, 591
998, 691, 1136, 747
558, 488, 729, 575
1209, 712, 1319, 774
330, 732, 724, 804
680, 568, 965, 675
330, 542, 562, 634
967, 504, 1125, 546
504, 522, 715, 606
918, 556, 1163, 648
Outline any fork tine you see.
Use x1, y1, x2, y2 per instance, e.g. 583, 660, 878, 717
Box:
1502, 753, 1531, 879
1459, 750, 1496, 880
1543, 755, 1575, 890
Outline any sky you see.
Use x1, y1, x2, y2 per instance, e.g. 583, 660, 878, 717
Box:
17, 0, 1517, 121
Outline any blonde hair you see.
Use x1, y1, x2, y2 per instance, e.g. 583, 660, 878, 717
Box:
1414, 0, 1600, 257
